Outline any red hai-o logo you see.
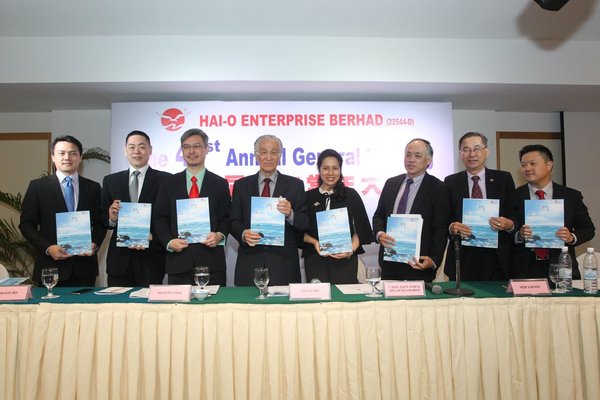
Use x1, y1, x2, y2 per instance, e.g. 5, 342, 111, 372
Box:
160, 108, 185, 131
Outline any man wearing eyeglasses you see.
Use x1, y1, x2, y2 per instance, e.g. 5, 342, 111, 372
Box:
230, 134, 309, 285
154, 128, 231, 285
444, 132, 519, 281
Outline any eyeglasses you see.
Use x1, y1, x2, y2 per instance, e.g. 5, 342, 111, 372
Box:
460, 146, 486, 155
182, 144, 205, 151
256, 150, 281, 158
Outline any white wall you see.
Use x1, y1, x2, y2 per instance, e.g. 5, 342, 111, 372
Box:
564, 112, 600, 253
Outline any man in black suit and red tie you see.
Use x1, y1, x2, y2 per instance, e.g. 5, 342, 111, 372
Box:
230, 134, 309, 286
19, 135, 105, 286
154, 128, 231, 285
372, 138, 450, 282
445, 132, 519, 281
514, 144, 595, 279
101, 130, 171, 286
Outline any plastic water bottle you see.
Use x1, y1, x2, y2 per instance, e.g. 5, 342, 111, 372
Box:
583, 247, 598, 294
558, 246, 573, 291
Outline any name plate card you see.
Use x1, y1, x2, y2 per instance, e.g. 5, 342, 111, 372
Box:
0, 285, 33, 302
289, 283, 331, 301
383, 281, 426, 298
507, 279, 551, 296
148, 285, 191, 302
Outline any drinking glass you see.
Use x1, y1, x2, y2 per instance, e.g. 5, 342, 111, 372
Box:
254, 267, 269, 299
194, 266, 210, 289
365, 266, 382, 298
41, 267, 60, 299
549, 263, 566, 294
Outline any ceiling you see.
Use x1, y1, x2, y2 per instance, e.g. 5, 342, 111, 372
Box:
2, 0, 600, 113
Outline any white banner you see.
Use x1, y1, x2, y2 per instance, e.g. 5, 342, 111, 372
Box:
111, 101, 454, 284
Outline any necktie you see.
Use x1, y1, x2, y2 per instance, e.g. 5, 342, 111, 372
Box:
534, 190, 549, 260
261, 178, 271, 197
189, 176, 200, 198
396, 178, 413, 214
129, 170, 140, 203
64, 176, 75, 212
471, 176, 483, 199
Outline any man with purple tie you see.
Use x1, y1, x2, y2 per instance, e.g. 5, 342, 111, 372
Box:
372, 138, 450, 282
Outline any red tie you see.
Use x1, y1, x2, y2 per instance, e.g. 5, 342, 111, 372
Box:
189, 176, 200, 198
471, 176, 483, 199
534, 190, 549, 260
261, 178, 271, 197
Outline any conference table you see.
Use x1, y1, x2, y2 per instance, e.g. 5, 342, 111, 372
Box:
1, 282, 599, 400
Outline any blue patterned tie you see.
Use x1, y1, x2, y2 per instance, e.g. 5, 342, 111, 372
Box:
64, 176, 75, 212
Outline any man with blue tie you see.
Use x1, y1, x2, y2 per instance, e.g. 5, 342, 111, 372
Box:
372, 138, 450, 281
101, 130, 171, 286
20, 135, 105, 286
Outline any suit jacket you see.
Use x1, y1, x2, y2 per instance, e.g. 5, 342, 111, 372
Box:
101, 167, 171, 277
153, 169, 231, 275
230, 172, 309, 286
372, 172, 450, 280
444, 168, 519, 279
19, 174, 105, 283
514, 182, 595, 278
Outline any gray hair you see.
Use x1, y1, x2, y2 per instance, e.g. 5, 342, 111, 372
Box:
180, 128, 208, 145
407, 138, 433, 158
254, 134, 283, 153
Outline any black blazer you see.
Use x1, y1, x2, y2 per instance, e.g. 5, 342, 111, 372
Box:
19, 174, 105, 283
302, 187, 374, 258
372, 172, 450, 275
153, 169, 231, 275
230, 172, 309, 286
444, 168, 519, 278
514, 182, 595, 278
101, 167, 171, 277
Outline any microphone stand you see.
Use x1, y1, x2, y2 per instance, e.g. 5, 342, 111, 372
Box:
444, 234, 474, 296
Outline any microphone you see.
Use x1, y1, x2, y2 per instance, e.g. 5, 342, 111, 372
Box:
425, 282, 442, 295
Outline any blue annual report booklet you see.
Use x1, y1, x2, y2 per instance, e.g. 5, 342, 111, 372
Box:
316, 207, 352, 255
461, 198, 499, 249
525, 199, 564, 249
56, 211, 92, 255
176, 198, 211, 244
384, 214, 423, 263
116, 202, 152, 248
251, 197, 285, 246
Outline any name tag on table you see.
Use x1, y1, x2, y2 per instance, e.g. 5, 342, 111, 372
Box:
289, 283, 331, 301
383, 281, 426, 298
148, 285, 191, 302
0, 285, 33, 302
506, 279, 551, 296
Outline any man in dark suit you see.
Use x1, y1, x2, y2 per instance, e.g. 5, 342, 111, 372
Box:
445, 132, 519, 281
19, 135, 105, 286
372, 138, 450, 282
101, 130, 170, 286
154, 128, 231, 285
230, 134, 309, 286
514, 144, 595, 279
